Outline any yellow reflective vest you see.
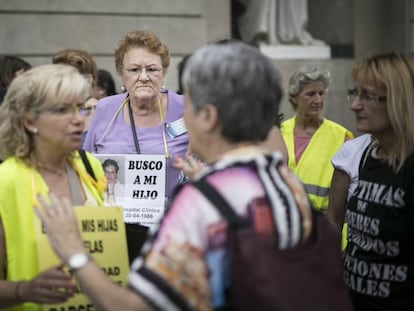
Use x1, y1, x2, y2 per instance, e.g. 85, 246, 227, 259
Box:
281, 117, 353, 212
0, 152, 105, 311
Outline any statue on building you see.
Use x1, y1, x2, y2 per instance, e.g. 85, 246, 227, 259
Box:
235, 0, 326, 46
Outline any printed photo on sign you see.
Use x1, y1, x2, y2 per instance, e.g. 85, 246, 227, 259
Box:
100, 156, 125, 206
96, 154, 166, 231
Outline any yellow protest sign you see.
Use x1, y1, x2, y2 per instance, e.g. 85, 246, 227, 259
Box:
35, 206, 129, 311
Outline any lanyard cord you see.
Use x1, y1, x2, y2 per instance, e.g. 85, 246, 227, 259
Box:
158, 98, 171, 159
98, 97, 128, 151
128, 97, 170, 158
128, 100, 141, 154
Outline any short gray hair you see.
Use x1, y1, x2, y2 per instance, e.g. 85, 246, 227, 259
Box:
288, 65, 331, 101
182, 41, 283, 143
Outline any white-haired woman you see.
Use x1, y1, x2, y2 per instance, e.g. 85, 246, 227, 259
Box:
281, 65, 353, 213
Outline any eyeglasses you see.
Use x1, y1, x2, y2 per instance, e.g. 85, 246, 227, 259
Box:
347, 88, 387, 106
123, 66, 162, 78
43, 103, 94, 117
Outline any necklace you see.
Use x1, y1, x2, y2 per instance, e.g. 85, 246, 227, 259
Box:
37, 162, 66, 176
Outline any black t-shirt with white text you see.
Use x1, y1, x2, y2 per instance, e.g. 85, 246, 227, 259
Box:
344, 151, 414, 310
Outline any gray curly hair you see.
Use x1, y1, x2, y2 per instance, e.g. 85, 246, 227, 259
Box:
288, 65, 331, 108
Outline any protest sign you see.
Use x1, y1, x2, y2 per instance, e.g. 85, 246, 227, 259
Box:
35, 206, 129, 311
96, 154, 166, 230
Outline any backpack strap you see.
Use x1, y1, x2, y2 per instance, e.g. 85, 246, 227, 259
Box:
192, 178, 248, 229
79, 149, 97, 181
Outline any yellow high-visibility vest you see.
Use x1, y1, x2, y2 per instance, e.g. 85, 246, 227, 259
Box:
281, 117, 353, 212
0, 153, 105, 311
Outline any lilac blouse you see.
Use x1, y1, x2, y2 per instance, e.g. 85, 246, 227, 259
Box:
83, 91, 188, 199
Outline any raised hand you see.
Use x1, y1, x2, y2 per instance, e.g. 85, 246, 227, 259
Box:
34, 194, 86, 264
173, 153, 205, 181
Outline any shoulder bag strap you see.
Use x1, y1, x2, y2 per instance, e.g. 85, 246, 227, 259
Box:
66, 163, 83, 205
192, 178, 248, 229
79, 149, 97, 181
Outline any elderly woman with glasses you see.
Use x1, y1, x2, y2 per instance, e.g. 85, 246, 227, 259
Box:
339, 52, 414, 311
0, 64, 106, 309
82, 30, 189, 262
83, 30, 188, 202
280, 65, 353, 213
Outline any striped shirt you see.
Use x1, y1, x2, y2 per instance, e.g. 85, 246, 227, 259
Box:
128, 148, 312, 310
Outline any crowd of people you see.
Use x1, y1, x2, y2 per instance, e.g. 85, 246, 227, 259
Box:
0, 28, 414, 311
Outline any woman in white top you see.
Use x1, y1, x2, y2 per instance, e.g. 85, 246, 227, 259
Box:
327, 134, 372, 232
